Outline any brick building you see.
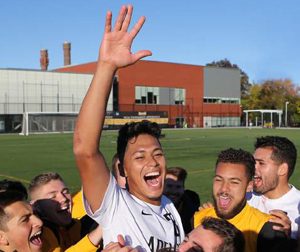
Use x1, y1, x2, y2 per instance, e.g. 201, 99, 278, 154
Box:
55, 60, 241, 128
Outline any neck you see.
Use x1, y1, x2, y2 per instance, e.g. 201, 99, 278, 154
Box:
264, 183, 291, 199
130, 190, 161, 206
144, 197, 161, 206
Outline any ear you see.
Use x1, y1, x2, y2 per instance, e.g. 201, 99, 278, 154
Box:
0, 230, 9, 246
123, 166, 128, 177
246, 180, 253, 193
278, 163, 288, 177
118, 161, 127, 177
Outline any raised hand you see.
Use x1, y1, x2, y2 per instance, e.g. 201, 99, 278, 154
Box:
99, 5, 152, 70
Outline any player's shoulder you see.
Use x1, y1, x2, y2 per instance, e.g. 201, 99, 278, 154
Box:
248, 204, 270, 220
290, 185, 300, 195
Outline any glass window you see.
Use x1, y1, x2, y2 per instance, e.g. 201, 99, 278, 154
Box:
135, 86, 185, 105
203, 97, 240, 104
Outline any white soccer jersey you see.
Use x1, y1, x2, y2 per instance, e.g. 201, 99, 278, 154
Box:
84, 174, 185, 252
247, 185, 300, 239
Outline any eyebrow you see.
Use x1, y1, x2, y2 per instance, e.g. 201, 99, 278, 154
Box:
214, 175, 242, 182
184, 234, 201, 247
132, 147, 163, 155
46, 187, 69, 195
133, 150, 146, 154
18, 212, 31, 224
191, 241, 204, 251
229, 178, 242, 182
46, 190, 59, 195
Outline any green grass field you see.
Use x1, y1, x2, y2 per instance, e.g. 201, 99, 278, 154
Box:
1, 128, 300, 202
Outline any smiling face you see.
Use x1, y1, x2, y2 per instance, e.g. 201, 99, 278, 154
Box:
253, 147, 280, 196
0, 201, 43, 252
123, 134, 166, 205
178, 224, 223, 252
30, 179, 72, 226
213, 162, 252, 220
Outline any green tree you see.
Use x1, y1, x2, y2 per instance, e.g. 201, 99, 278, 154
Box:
241, 84, 261, 110
242, 79, 300, 126
257, 79, 297, 108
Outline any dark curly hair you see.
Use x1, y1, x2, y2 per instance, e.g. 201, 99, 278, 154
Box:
255, 136, 297, 178
202, 217, 245, 252
117, 120, 162, 176
216, 148, 255, 181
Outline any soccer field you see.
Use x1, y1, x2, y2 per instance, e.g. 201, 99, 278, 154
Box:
1, 128, 300, 202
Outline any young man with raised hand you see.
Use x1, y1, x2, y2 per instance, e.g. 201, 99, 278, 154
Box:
247, 136, 300, 242
73, 5, 184, 252
194, 148, 289, 252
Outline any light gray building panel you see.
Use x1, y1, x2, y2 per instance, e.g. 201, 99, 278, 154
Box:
204, 67, 240, 98
0, 69, 113, 115
159, 87, 171, 105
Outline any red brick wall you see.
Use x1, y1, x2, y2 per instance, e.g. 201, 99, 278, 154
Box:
54, 62, 97, 74
118, 60, 204, 127
203, 103, 241, 117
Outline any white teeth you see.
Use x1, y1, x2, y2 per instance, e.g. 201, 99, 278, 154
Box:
61, 205, 68, 210
145, 171, 159, 177
220, 195, 229, 199
30, 230, 42, 239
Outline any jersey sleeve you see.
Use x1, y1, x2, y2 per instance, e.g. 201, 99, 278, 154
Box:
257, 222, 291, 252
83, 173, 120, 227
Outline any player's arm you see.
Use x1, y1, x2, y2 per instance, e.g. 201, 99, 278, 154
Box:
73, 5, 152, 212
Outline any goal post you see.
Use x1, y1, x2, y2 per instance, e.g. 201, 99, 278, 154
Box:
20, 112, 78, 136
19, 111, 169, 136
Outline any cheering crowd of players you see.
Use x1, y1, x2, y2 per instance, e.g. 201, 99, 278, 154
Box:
1, 5, 300, 252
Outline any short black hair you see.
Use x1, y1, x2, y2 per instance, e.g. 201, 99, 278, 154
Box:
201, 217, 245, 252
0, 191, 26, 230
216, 148, 255, 181
117, 120, 162, 176
166, 167, 187, 183
28, 172, 64, 196
255, 136, 297, 178
0, 179, 28, 200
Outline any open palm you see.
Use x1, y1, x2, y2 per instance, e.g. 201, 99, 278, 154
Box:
99, 5, 152, 69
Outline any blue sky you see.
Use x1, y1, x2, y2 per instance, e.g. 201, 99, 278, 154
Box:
1, 0, 299, 85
